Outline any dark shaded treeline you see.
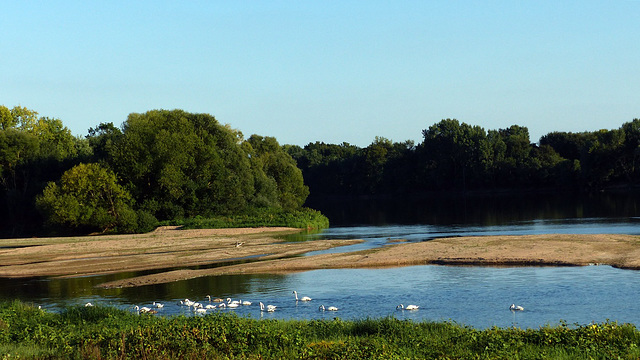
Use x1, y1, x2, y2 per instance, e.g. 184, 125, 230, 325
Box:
0, 107, 308, 236
286, 118, 640, 198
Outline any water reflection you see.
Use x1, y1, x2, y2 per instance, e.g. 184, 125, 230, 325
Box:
306, 192, 640, 226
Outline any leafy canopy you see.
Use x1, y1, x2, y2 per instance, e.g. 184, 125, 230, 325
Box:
36, 163, 137, 233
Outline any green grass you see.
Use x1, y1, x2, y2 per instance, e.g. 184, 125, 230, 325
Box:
165, 207, 330, 230
1, 301, 640, 359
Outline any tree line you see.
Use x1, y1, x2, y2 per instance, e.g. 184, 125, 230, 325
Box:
2, 105, 639, 236
0, 107, 308, 236
286, 118, 640, 198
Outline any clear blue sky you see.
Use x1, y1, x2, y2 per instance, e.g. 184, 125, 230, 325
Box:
2, 1, 639, 147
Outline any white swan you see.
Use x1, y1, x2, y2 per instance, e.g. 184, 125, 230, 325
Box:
293, 290, 312, 301
396, 304, 419, 310
195, 308, 207, 314
153, 302, 164, 308
510, 304, 524, 311
84, 302, 94, 307
134, 305, 156, 314
241, 300, 252, 306
259, 302, 276, 312
181, 299, 195, 307
319, 305, 339, 311
205, 304, 217, 309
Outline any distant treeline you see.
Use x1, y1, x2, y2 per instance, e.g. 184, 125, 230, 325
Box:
286, 118, 640, 197
0, 106, 309, 236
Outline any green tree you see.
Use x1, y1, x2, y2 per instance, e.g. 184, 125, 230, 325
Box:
246, 135, 309, 209
361, 137, 392, 194
36, 163, 138, 233
420, 119, 489, 190
620, 119, 640, 183
0, 105, 84, 235
107, 110, 254, 219
287, 141, 361, 196
86, 122, 122, 163
580, 128, 625, 189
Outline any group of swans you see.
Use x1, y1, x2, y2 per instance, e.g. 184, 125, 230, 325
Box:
179, 297, 254, 313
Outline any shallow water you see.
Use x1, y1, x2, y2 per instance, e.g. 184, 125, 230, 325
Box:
8, 264, 638, 329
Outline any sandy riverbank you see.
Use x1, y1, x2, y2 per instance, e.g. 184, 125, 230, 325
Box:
1, 227, 639, 289
0, 226, 360, 279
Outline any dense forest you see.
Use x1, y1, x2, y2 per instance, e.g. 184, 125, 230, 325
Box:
0, 106, 309, 236
1, 105, 639, 236
287, 118, 640, 198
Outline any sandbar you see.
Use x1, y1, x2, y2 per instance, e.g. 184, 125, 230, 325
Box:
1, 227, 639, 289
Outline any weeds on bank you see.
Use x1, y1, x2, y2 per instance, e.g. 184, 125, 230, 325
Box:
1, 300, 639, 359
167, 207, 330, 230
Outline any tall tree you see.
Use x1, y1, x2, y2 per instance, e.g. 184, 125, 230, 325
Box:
106, 110, 254, 219
246, 135, 309, 209
420, 119, 489, 190
0, 106, 82, 235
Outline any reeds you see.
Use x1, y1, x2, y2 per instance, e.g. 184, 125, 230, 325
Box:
1, 300, 639, 359
169, 207, 330, 230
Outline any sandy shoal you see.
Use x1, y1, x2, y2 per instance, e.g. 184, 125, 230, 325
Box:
1, 228, 639, 289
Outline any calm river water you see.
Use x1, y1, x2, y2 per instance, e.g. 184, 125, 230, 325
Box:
2, 193, 640, 329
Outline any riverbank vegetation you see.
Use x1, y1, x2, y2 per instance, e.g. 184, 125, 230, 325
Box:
169, 207, 329, 230
1, 301, 639, 359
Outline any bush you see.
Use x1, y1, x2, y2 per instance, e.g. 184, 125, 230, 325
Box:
167, 207, 329, 230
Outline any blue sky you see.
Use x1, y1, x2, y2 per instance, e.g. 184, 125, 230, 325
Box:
2, 1, 639, 147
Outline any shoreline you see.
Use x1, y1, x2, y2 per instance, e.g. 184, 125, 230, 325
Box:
1, 228, 639, 288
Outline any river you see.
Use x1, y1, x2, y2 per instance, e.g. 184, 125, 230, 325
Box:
2, 192, 640, 329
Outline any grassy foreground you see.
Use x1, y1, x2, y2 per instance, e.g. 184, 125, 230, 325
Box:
1, 301, 640, 359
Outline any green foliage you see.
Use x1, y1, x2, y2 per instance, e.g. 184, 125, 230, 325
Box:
171, 207, 329, 230
1, 301, 639, 359
420, 118, 490, 190
36, 163, 142, 233
0, 106, 85, 236
291, 118, 640, 197
101, 110, 257, 220
247, 135, 310, 209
